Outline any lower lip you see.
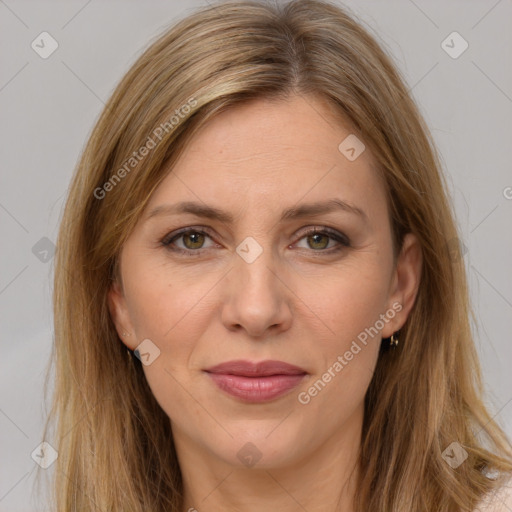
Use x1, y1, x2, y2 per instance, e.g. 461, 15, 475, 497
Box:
206, 372, 307, 403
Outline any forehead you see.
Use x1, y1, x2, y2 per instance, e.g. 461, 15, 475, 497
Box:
180, 95, 362, 167
148, 95, 386, 216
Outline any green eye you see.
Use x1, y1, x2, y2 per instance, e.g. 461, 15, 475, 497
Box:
162, 228, 214, 253
295, 228, 350, 252
162, 226, 350, 256
182, 232, 206, 249
306, 233, 330, 250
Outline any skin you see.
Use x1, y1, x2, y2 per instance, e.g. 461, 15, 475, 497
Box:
109, 94, 422, 512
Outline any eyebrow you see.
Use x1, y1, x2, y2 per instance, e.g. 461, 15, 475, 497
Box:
146, 198, 367, 224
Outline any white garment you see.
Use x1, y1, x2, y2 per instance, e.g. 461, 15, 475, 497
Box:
474, 477, 512, 511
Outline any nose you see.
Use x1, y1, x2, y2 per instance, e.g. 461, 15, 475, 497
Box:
220, 247, 293, 338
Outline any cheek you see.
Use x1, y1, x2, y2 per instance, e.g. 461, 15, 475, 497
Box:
295, 258, 391, 341
123, 258, 220, 344
293, 259, 389, 393
121, 263, 219, 421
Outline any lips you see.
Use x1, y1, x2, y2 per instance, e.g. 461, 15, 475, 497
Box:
204, 360, 308, 403
205, 359, 307, 377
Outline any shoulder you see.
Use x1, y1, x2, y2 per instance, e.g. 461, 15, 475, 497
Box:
474, 476, 512, 512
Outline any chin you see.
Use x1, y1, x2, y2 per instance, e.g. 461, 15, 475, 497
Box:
207, 425, 304, 470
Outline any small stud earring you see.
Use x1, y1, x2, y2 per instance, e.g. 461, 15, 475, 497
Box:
126, 347, 135, 362
122, 332, 131, 337
389, 332, 399, 347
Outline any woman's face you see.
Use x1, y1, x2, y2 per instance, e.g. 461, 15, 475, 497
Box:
109, 94, 421, 471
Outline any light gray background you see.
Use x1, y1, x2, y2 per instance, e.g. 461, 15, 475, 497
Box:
1, 1, 511, 510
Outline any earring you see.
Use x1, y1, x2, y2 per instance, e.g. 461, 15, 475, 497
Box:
121, 332, 134, 361
389, 332, 399, 348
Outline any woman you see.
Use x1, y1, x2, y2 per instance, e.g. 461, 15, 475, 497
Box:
41, 0, 512, 510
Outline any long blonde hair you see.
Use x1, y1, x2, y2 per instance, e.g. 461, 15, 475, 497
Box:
40, 1, 512, 510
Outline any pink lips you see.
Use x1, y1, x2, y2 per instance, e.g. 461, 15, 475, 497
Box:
204, 360, 308, 403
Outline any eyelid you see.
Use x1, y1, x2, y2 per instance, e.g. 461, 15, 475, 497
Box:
161, 225, 217, 246
292, 226, 351, 250
161, 225, 350, 255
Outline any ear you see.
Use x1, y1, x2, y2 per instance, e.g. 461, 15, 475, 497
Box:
108, 279, 137, 350
382, 232, 423, 338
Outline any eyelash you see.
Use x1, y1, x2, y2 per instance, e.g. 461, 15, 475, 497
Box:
161, 226, 351, 256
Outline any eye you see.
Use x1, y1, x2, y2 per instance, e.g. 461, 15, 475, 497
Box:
161, 226, 350, 256
294, 227, 350, 252
162, 228, 217, 253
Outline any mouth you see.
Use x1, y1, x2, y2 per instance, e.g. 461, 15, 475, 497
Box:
204, 360, 308, 403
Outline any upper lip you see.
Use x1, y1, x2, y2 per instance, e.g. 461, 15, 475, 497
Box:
205, 360, 307, 377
